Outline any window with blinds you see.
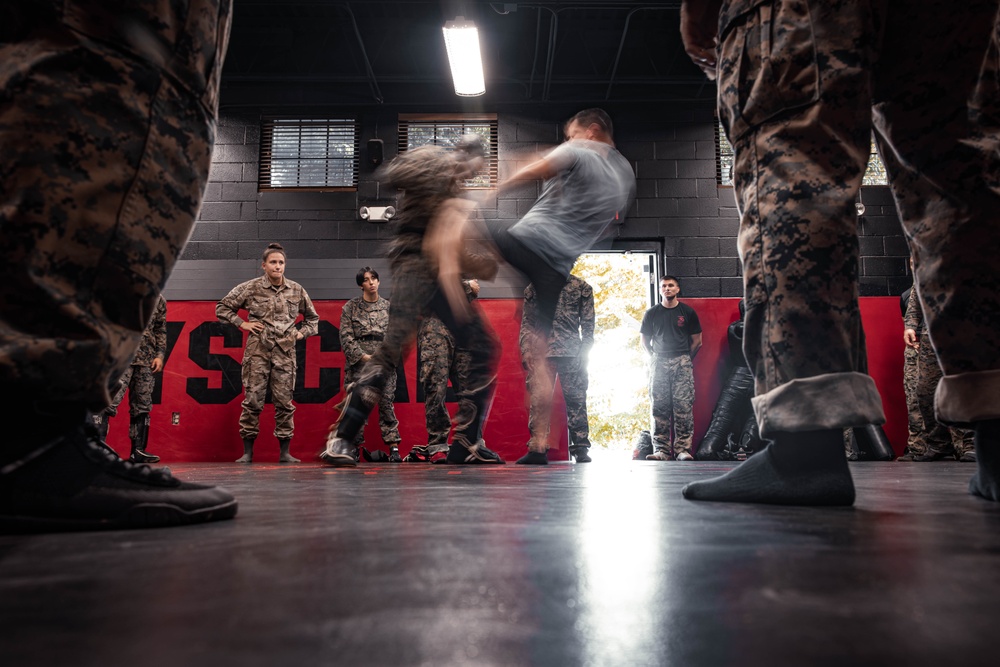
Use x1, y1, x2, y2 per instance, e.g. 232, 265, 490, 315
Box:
258, 118, 359, 191
715, 119, 888, 187
397, 114, 499, 189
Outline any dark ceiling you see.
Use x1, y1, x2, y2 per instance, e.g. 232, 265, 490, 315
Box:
220, 1, 715, 109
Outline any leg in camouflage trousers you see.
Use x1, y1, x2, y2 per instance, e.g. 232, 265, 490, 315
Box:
682, 0, 1000, 505
649, 355, 694, 459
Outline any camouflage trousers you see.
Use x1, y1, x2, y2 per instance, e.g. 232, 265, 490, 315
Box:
418, 330, 470, 449
902, 346, 926, 456
523, 355, 590, 453
720, 0, 1000, 434
100, 365, 155, 421
649, 355, 695, 456
0, 0, 231, 418
333, 253, 500, 450
915, 332, 975, 457
345, 358, 400, 447
239, 338, 297, 441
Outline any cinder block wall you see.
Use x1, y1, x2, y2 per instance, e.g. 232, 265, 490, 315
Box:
165, 104, 911, 302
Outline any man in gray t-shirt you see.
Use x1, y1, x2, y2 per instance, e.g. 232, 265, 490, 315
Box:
509, 137, 635, 278
484, 108, 636, 465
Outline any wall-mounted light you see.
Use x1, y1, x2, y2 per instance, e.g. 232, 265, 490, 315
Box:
443, 17, 485, 96
359, 205, 396, 223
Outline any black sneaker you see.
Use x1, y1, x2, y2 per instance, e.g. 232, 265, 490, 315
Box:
570, 447, 592, 463
388, 448, 402, 463
446, 439, 505, 464
0, 421, 237, 533
320, 435, 359, 468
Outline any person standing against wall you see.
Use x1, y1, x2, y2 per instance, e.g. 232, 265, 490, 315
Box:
217, 243, 319, 464
339, 267, 403, 462
94, 295, 168, 463
518, 275, 596, 464
640, 276, 703, 462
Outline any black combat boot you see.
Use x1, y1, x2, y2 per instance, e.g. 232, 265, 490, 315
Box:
278, 438, 300, 463
236, 438, 254, 463
1, 407, 237, 532
129, 418, 159, 463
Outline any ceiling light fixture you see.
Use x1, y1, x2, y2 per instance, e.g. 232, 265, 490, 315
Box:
442, 17, 485, 96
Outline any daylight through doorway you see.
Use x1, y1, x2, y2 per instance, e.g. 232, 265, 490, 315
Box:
570, 252, 658, 454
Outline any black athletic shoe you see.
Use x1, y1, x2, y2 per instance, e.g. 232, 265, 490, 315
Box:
0, 421, 236, 533
570, 447, 592, 463
320, 436, 359, 468
388, 448, 402, 463
446, 439, 505, 464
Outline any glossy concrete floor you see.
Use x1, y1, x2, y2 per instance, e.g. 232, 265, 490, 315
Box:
3, 452, 1000, 667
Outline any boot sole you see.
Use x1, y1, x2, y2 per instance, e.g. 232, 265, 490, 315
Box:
319, 451, 358, 467
0, 498, 238, 533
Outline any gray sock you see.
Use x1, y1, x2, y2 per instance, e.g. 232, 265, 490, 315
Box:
682, 429, 855, 506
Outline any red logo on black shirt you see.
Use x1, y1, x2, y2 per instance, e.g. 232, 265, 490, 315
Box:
676, 316, 685, 327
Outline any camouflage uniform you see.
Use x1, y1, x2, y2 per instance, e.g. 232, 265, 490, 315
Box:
904, 286, 975, 458
340, 296, 400, 447
717, 0, 1000, 436
418, 281, 476, 453
0, 0, 232, 419
519, 276, 595, 455
97, 296, 167, 436
902, 292, 925, 458
217, 276, 319, 441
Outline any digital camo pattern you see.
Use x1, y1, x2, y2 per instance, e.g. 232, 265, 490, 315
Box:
340, 296, 399, 446
520, 277, 595, 451
905, 281, 974, 456
521, 276, 595, 359
132, 296, 168, 368
333, 258, 499, 452
218, 276, 319, 441
718, 0, 1000, 425
238, 336, 297, 441
902, 346, 925, 456
217, 276, 320, 350
0, 0, 232, 412
649, 355, 695, 456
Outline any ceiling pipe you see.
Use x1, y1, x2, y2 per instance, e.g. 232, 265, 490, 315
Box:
607, 7, 676, 100
341, 2, 384, 104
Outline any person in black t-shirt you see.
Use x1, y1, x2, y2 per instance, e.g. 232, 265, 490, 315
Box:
640, 276, 703, 461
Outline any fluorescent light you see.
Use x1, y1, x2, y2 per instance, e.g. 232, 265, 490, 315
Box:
443, 17, 485, 96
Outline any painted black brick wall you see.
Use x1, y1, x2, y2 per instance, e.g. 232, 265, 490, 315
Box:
188, 105, 911, 298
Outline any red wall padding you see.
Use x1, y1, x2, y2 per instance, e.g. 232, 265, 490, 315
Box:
104, 298, 906, 462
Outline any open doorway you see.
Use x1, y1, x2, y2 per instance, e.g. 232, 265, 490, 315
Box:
570, 251, 658, 455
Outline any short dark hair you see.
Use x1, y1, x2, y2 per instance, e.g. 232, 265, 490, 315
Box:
356, 266, 378, 286
567, 108, 614, 139
661, 275, 681, 288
